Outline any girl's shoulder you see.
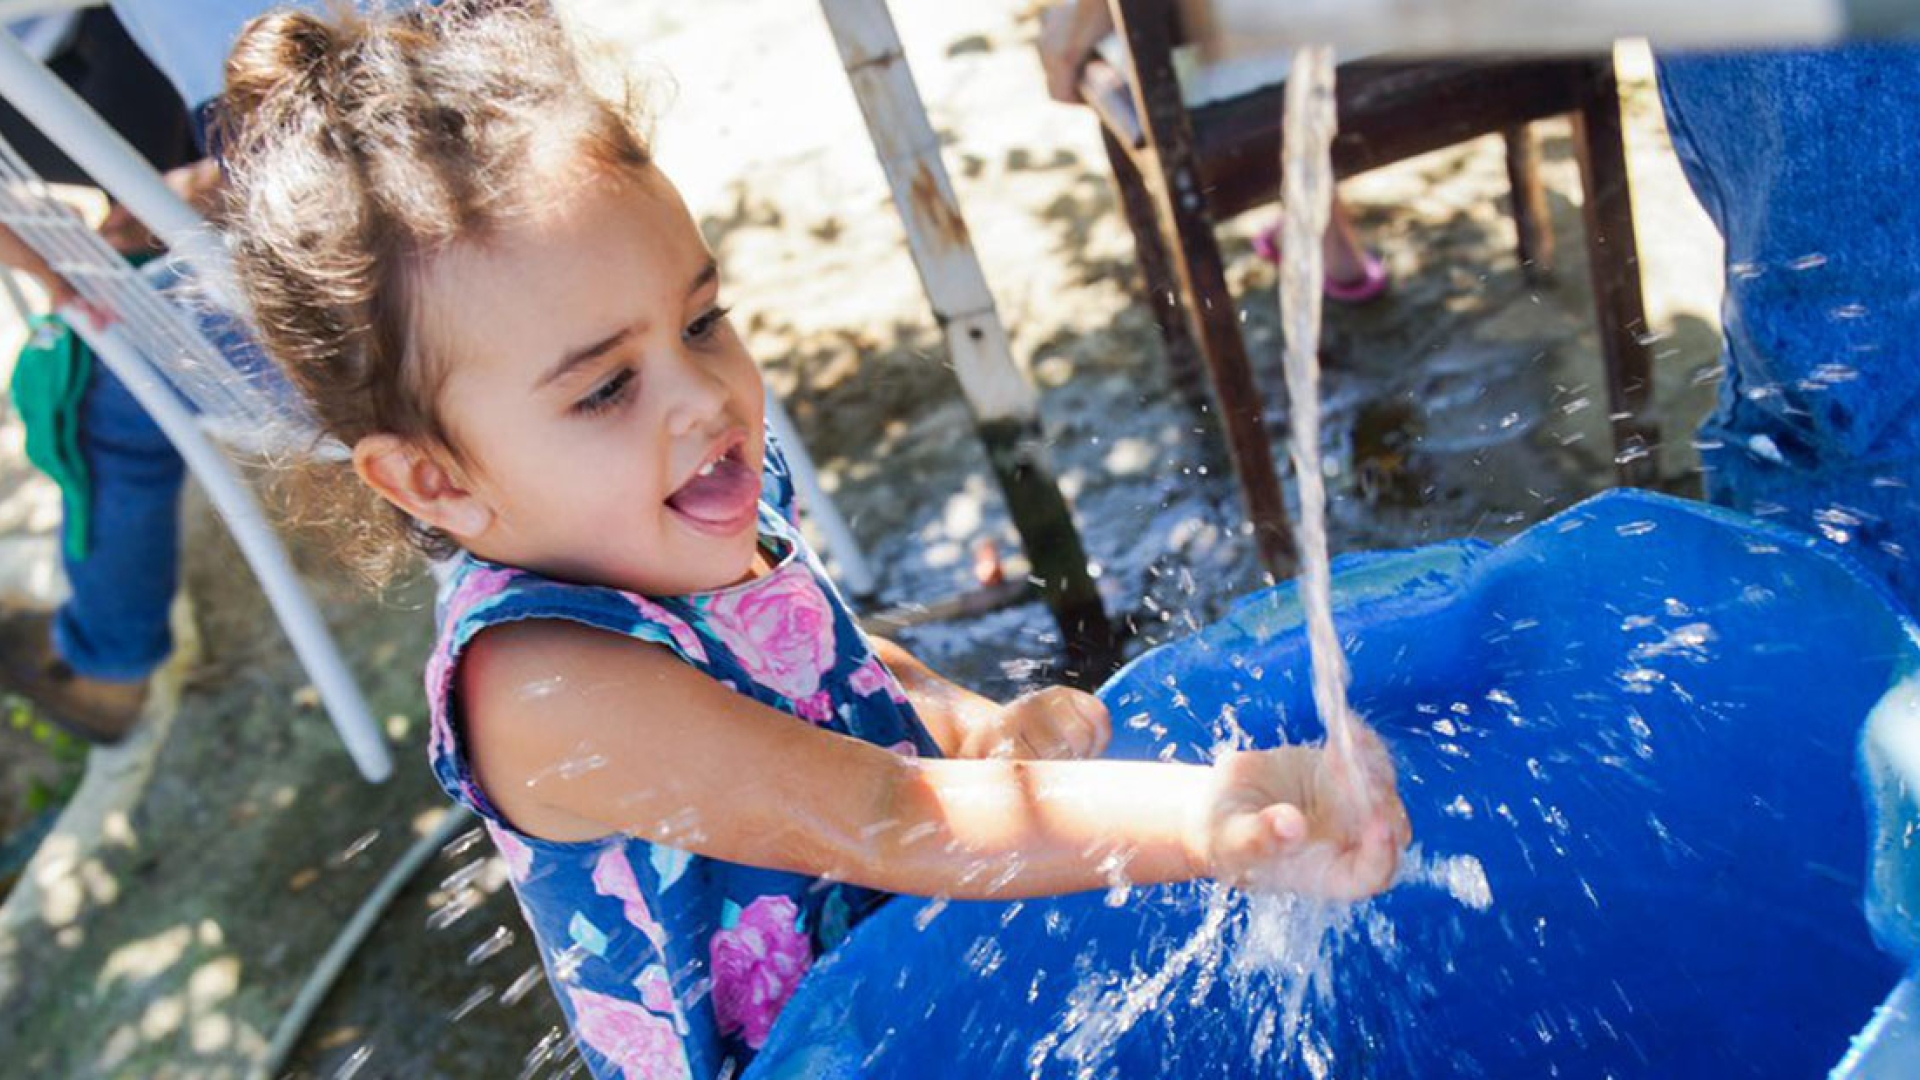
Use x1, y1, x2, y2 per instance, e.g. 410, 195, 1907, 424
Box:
425, 556, 716, 827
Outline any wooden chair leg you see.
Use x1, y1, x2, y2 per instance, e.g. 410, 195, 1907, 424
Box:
1102, 128, 1210, 415
1503, 124, 1556, 283
1156, 181, 1297, 576
1570, 57, 1660, 487
1112, 0, 1296, 577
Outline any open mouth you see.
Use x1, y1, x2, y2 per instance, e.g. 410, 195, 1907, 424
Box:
665, 435, 759, 535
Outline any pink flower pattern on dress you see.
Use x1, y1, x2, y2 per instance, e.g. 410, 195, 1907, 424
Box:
636, 965, 679, 1018
427, 565, 521, 762
592, 846, 669, 952
449, 564, 521, 616
709, 896, 813, 1049
793, 690, 835, 725
621, 593, 709, 663
486, 822, 534, 883
568, 986, 692, 1080
703, 568, 837, 702
848, 656, 911, 704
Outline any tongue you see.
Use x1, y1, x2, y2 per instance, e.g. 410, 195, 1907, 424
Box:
667, 457, 759, 525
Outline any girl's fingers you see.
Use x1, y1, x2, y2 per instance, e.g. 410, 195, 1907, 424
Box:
1055, 691, 1110, 758
1261, 803, 1308, 847
1063, 712, 1101, 758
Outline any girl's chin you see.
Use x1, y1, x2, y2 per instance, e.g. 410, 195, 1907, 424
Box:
691, 531, 765, 590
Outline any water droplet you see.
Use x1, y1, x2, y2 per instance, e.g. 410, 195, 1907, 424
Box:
913, 897, 949, 931
450, 984, 495, 1022
333, 1044, 375, 1080
467, 925, 515, 966
330, 829, 381, 869
442, 827, 486, 860
501, 963, 545, 1007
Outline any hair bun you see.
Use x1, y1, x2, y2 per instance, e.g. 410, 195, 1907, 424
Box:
222, 10, 350, 136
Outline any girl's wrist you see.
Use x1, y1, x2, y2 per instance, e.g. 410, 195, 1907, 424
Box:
1181, 765, 1220, 881
955, 703, 1007, 759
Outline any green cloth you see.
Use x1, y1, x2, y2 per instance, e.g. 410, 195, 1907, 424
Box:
11, 315, 93, 561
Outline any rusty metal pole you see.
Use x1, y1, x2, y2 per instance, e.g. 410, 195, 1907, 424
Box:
819, 0, 1119, 679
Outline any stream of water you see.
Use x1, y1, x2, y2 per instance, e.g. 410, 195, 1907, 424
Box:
1278, 48, 1378, 806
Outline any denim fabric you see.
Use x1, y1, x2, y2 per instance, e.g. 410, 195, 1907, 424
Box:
51, 358, 183, 681
50, 260, 275, 680
1658, 46, 1920, 611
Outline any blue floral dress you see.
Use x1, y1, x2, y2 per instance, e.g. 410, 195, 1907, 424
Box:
425, 438, 940, 1079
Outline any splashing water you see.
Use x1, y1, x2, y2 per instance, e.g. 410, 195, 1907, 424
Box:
1039, 50, 1502, 1075
1042, 843, 1491, 1077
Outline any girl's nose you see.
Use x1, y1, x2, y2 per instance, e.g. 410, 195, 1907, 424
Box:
663, 349, 731, 437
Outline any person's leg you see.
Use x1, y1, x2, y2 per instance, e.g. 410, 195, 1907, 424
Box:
1252, 195, 1390, 304
1319, 200, 1368, 283
0, 353, 184, 743
51, 362, 185, 685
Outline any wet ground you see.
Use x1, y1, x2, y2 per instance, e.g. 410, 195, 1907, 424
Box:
0, 2, 1726, 1076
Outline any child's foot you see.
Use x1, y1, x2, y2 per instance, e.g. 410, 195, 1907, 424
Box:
1323, 251, 1390, 305
1252, 222, 1391, 305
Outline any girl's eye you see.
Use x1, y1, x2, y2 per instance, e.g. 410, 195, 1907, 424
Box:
572, 368, 635, 416
685, 305, 733, 343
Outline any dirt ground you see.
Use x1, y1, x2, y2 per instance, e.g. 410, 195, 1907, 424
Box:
0, 2, 1726, 1077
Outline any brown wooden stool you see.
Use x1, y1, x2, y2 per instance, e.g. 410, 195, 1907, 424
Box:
1086, 0, 1659, 576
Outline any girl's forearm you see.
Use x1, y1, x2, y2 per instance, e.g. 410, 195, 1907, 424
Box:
844, 756, 1212, 899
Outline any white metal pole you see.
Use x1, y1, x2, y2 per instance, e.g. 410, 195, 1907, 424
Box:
65, 309, 393, 782
765, 392, 876, 599
0, 31, 231, 297
0, 0, 99, 21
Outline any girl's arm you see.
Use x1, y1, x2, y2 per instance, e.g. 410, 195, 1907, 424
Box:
462, 620, 1407, 902
869, 635, 1111, 761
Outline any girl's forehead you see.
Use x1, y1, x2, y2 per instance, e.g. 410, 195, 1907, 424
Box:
416, 169, 710, 382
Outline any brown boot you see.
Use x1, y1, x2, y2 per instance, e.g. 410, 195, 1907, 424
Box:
0, 607, 148, 746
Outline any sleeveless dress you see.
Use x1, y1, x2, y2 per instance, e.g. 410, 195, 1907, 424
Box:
425, 437, 941, 1079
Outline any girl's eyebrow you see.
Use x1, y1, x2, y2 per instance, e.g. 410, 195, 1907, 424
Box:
535, 260, 720, 391
689, 258, 718, 296
539, 327, 632, 390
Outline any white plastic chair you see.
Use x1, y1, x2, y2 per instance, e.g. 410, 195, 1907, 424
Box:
0, 28, 392, 781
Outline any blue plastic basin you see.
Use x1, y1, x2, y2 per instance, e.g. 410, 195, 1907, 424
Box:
748, 491, 1920, 1078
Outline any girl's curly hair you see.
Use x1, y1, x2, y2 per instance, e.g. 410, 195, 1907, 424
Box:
219, 0, 651, 583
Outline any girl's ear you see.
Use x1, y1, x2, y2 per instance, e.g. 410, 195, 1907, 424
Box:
352, 434, 494, 541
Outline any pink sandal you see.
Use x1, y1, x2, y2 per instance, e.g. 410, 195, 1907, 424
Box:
1252, 222, 1391, 305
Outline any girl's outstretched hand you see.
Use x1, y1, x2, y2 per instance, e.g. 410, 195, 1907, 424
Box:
976, 686, 1113, 760
1198, 729, 1411, 902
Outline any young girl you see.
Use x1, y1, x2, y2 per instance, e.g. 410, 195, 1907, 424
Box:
218, 4, 1409, 1077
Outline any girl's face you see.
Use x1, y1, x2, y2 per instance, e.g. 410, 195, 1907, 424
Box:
418, 167, 767, 595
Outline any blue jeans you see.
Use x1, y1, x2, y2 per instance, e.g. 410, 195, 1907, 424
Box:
1658, 46, 1920, 613
52, 359, 184, 682
50, 260, 280, 681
